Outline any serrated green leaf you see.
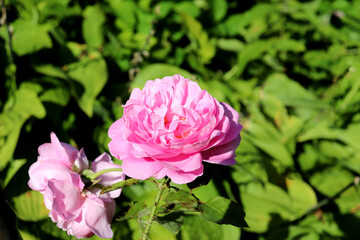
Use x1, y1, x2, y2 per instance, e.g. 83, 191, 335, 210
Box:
157, 212, 183, 234
180, 215, 240, 240
124, 202, 147, 219
160, 189, 199, 213
199, 196, 248, 228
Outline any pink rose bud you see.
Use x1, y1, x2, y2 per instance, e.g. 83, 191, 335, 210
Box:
28, 133, 125, 239
108, 74, 242, 184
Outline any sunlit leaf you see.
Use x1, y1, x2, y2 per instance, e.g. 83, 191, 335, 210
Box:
83, 5, 106, 48
11, 190, 49, 221
11, 20, 52, 56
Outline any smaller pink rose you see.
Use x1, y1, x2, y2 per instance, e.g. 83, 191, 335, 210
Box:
28, 132, 125, 239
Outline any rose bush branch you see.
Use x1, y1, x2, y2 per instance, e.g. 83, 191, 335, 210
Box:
141, 177, 170, 240
100, 178, 138, 195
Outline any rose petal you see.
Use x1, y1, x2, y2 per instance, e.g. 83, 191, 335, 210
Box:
73, 148, 89, 173
164, 165, 204, 184
158, 153, 202, 172
84, 195, 115, 239
50, 132, 78, 167
202, 135, 241, 165
46, 175, 84, 221
121, 155, 163, 180
28, 159, 74, 191
67, 213, 94, 239
217, 102, 242, 145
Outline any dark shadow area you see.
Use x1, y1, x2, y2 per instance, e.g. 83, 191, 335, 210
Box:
0, 188, 20, 240
334, 213, 360, 240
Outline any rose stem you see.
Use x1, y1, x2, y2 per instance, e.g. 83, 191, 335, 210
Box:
85, 168, 123, 181
141, 177, 169, 240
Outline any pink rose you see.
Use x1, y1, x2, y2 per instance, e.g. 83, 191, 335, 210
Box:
108, 75, 242, 184
28, 133, 125, 239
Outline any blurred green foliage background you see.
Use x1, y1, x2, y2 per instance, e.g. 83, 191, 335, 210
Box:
1, 0, 360, 239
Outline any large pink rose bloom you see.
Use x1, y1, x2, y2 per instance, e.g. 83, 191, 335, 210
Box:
108, 74, 242, 184
28, 133, 125, 239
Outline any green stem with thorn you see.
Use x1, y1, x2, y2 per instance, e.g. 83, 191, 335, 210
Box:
141, 177, 169, 240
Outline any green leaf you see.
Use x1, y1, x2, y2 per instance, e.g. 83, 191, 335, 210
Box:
40, 81, 71, 107
298, 144, 319, 172
241, 178, 317, 233
33, 64, 68, 80
121, 180, 158, 206
199, 196, 248, 228
298, 122, 339, 142
17, 217, 75, 240
160, 189, 199, 213
127, 212, 177, 240
0, 82, 46, 170
263, 73, 324, 109
209, 0, 228, 22
11, 190, 49, 221
147, 220, 177, 240
246, 121, 293, 167
83, 5, 106, 48
0, 125, 20, 171
191, 180, 220, 203
18, 229, 40, 240
335, 186, 360, 214
174, 2, 201, 18
217, 38, 244, 52
310, 167, 354, 198
180, 215, 240, 240
67, 57, 108, 117
286, 178, 317, 216
224, 40, 270, 80
340, 123, 360, 153
14, 85, 47, 119
124, 202, 147, 219
11, 20, 52, 56
132, 64, 194, 90
1, 159, 26, 189
157, 212, 183, 234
